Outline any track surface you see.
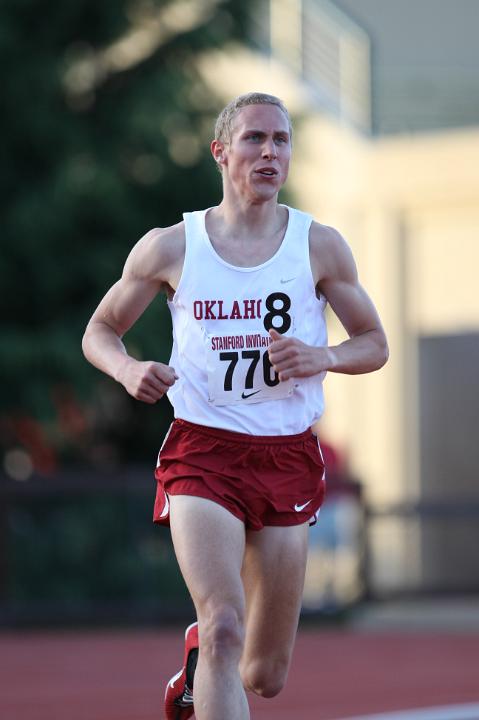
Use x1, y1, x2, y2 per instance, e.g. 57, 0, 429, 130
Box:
1, 628, 478, 719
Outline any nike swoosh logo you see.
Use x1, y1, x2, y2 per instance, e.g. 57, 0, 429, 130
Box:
168, 669, 183, 689
241, 389, 261, 399
294, 500, 313, 512
280, 276, 296, 283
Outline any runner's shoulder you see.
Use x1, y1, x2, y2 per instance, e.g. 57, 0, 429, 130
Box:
138, 222, 186, 267
125, 222, 186, 282
309, 220, 354, 281
309, 220, 346, 252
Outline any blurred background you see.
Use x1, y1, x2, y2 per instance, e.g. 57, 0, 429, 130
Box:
1, 0, 479, 628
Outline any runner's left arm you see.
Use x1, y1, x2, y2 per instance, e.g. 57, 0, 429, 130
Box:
268, 224, 388, 381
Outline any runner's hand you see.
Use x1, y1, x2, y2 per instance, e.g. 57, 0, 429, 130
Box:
117, 358, 178, 403
268, 328, 330, 381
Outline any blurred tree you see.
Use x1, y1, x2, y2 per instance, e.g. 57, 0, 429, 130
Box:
0, 0, 255, 470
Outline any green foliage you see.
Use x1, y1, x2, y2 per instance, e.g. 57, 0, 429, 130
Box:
0, 0, 255, 466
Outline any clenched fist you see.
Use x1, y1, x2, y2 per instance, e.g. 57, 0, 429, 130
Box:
268, 328, 330, 381
117, 358, 178, 404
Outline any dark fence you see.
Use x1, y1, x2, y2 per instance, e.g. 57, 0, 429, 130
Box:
2, 469, 477, 627
0, 468, 193, 627
365, 500, 479, 596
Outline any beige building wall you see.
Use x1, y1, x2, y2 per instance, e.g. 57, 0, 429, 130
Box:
292, 121, 479, 591
200, 46, 479, 592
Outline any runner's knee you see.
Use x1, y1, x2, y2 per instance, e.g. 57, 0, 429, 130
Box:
241, 656, 288, 698
200, 604, 245, 663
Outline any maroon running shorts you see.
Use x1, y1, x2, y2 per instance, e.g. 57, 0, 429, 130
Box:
153, 418, 326, 531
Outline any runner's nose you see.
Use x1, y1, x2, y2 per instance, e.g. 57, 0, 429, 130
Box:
262, 139, 277, 159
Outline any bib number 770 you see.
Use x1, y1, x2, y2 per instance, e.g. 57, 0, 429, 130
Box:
220, 350, 279, 392
205, 292, 295, 406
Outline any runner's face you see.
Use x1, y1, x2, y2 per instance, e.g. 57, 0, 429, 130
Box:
222, 104, 291, 201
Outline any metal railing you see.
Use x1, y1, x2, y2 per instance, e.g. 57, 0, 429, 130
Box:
250, 0, 371, 133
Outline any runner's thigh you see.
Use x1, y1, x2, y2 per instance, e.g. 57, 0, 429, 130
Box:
169, 494, 246, 618
240, 523, 309, 674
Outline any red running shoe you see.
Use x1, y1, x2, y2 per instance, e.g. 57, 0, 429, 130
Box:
164, 621, 199, 720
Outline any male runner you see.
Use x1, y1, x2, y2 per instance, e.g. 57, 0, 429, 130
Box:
82, 92, 388, 720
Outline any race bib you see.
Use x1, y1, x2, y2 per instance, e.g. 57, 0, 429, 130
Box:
206, 332, 294, 406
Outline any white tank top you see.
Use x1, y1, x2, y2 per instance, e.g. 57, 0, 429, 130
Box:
166, 205, 328, 435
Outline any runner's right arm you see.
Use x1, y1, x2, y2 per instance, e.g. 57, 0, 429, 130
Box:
82, 224, 185, 404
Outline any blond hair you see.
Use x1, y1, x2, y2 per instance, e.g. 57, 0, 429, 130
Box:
214, 92, 292, 144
